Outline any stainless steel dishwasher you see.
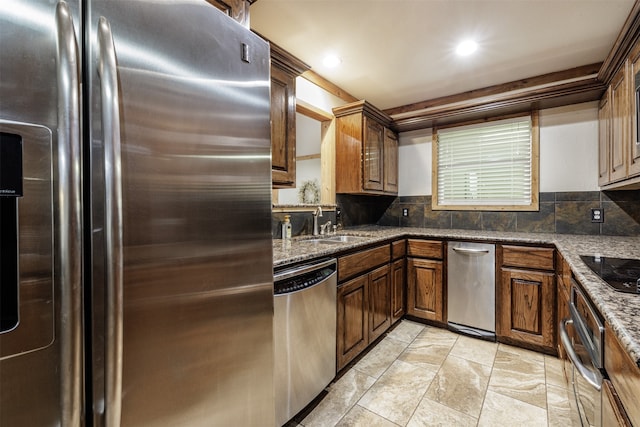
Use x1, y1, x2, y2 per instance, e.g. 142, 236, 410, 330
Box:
274, 258, 337, 427
447, 242, 496, 340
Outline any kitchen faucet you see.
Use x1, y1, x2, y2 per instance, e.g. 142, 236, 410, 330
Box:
312, 206, 323, 236
320, 220, 332, 235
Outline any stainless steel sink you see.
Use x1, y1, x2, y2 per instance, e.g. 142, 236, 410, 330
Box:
321, 235, 369, 243
305, 235, 370, 245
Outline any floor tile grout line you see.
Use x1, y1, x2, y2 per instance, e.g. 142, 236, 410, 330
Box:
351, 324, 425, 426
401, 324, 452, 426
474, 339, 499, 427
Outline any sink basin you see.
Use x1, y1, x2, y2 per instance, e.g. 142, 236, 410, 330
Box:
305, 235, 370, 245
321, 235, 369, 243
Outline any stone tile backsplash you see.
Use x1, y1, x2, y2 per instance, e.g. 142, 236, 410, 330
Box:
372, 191, 640, 236
272, 191, 640, 237
272, 209, 336, 238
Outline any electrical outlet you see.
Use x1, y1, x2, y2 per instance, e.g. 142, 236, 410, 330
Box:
591, 208, 604, 223
402, 208, 409, 217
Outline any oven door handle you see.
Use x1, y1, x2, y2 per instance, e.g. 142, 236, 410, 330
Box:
559, 318, 602, 391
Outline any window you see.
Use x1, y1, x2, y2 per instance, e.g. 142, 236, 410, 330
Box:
432, 113, 539, 211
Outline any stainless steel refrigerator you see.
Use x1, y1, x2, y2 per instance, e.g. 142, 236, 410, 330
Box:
0, 1, 275, 425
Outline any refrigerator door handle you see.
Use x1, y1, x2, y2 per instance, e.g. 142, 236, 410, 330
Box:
55, 3, 83, 426
97, 16, 124, 427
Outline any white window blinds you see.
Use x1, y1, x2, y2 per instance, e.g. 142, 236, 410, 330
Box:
435, 116, 534, 208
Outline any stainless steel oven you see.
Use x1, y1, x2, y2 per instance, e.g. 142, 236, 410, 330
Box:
559, 281, 605, 427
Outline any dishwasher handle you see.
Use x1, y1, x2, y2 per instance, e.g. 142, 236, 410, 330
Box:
452, 247, 490, 255
274, 258, 337, 295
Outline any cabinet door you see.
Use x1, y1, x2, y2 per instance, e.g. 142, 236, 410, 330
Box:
391, 258, 405, 324
599, 90, 612, 186
270, 65, 296, 188
605, 323, 640, 426
369, 265, 391, 342
406, 258, 444, 322
383, 128, 398, 194
629, 47, 640, 178
337, 275, 369, 371
602, 379, 633, 427
363, 116, 384, 191
498, 268, 555, 351
610, 62, 630, 183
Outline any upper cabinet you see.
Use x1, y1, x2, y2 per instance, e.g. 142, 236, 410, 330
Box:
627, 43, 640, 178
384, 128, 399, 193
269, 44, 310, 188
598, 36, 640, 189
333, 100, 398, 195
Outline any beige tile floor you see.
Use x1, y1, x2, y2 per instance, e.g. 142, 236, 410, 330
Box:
292, 320, 581, 427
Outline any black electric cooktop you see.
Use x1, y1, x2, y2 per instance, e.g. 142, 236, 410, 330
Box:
580, 255, 640, 295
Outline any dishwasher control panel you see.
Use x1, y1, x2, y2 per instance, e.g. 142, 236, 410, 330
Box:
274, 260, 337, 294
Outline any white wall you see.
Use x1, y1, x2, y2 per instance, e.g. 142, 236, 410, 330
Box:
538, 102, 599, 192
398, 101, 600, 197
279, 114, 322, 204
276, 77, 348, 205
296, 76, 346, 112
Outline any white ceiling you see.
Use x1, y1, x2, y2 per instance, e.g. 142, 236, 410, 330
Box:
250, 0, 635, 111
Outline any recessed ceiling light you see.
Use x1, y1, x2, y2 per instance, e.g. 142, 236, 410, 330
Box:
323, 54, 342, 68
456, 40, 478, 56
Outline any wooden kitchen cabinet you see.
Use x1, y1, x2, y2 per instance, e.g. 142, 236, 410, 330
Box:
602, 379, 633, 427
598, 41, 640, 188
368, 265, 392, 343
406, 239, 445, 324
556, 253, 571, 366
208, 0, 252, 28
626, 41, 640, 178
609, 61, 630, 183
333, 100, 398, 195
391, 240, 406, 324
337, 274, 369, 371
336, 244, 391, 371
598, 88, 612, 186
270, 43, 310, 188
604, 322, 640, 426
383, 128, 399, 193
497, 245, 556, 353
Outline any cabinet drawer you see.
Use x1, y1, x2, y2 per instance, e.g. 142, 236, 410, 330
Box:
502, 245, 554, 271
407, 239, 443, 259
392, 239, 406, 260
338, 245, 390, 282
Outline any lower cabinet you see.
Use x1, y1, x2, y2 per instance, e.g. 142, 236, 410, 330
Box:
390, 258, 405, 324
405, 238, 444, 323
605, 322, 640, 426
336, 274, 369, 370
497, 245, 556, 353
368, 265, 392, 343
390, 239, 406, 324
602, 379, 633, 427
406, 258, 444, 322
556, 253, 571, 365
336, 245, 391, 371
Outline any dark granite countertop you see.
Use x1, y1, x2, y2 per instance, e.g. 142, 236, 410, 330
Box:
273, 226, 640, 368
